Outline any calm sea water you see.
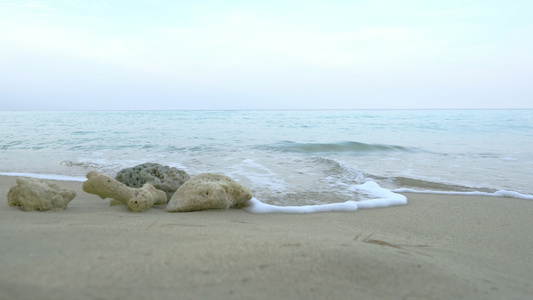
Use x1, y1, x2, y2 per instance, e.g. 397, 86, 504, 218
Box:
1, 110, 532, 206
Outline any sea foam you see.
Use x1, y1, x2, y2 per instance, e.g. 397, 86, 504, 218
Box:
0, 172, 86, 182
243, 181, 408, 214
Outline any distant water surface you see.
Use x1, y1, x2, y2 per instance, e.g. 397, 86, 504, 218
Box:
1, 110, 532, 205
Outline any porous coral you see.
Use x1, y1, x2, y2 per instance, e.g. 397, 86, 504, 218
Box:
82, 170, 167, 212
7, 177, 76, 211
115, 163, 190, 200
166, 173, 253, 212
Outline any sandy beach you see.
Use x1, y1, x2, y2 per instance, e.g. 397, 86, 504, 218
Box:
1, 175, 532, 300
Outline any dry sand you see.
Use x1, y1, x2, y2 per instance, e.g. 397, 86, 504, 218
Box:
1, 175, 532, 300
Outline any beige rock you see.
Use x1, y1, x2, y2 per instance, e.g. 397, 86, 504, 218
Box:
82, 170, 167, 212
7, 177, 76, 211
166, 173, 253, 212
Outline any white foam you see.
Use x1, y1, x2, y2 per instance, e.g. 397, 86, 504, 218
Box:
393, 188, 533, 200
226, 158, 289, 192
0, 172, 85, 182
242, 198, 359, 214
243, 181, 407, 214
349, 181, 408, 206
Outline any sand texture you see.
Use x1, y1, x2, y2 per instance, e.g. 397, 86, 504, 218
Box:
1, 175, 532, 299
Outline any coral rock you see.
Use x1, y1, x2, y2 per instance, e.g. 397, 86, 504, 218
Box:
166, 173, 253, 212
115, 163, 190, 200
7, 177, 76, 211
82, 170, 167, 212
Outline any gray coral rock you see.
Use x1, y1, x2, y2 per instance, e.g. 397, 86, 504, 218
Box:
7, 177, 76, 211
166, 173, 253, 212
115, 163, 190, 200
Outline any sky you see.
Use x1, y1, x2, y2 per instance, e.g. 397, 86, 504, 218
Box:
0, 0, 532, 110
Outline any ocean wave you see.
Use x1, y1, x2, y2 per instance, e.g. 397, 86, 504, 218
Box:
394, 188, 533, 200
70, 131, 94, 135
387, 176, 484, 193
311, 157, 366, 186
164, 145, 217, 152
244, 181, 408, 213
261, 141, 417, 155
60, 160, 102, 169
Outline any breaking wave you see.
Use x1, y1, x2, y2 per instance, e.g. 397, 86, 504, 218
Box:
261, 141, 417, 155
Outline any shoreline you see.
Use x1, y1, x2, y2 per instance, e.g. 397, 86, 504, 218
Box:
1, 175, 532, 299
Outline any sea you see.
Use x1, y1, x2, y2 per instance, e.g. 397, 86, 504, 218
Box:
1, 110, 532, 211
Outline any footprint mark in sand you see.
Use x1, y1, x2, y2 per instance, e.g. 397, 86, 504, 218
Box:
354, 234, 432, 257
